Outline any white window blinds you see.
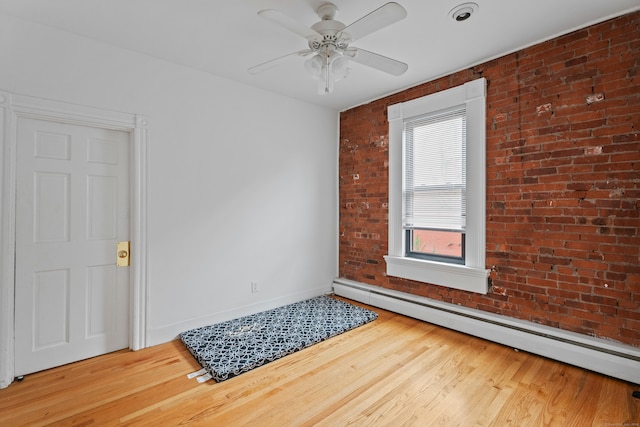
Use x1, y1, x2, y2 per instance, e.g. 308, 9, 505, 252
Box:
403, 107, 467, 232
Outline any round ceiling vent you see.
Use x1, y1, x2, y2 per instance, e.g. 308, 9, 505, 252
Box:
449, 2, 479, 22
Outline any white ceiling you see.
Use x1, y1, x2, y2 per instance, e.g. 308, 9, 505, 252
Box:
1, 0, 638, 111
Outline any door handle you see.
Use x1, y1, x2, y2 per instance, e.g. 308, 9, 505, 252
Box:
117, 241, 130, 267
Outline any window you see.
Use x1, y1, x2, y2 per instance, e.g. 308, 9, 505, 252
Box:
385, 78, 489, 294
404, 107, 466, 265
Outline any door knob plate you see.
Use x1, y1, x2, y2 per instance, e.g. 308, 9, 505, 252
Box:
117, 241, 130, 267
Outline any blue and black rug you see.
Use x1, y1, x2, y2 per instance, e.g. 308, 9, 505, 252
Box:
180, 295, 378, 382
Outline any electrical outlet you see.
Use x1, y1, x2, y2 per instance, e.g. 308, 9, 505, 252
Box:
251, 281, 259, 293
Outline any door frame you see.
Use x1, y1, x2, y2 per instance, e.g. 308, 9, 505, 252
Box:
0, 90, 148, 388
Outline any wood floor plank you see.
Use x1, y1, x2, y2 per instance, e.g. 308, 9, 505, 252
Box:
0, 297, 638, 426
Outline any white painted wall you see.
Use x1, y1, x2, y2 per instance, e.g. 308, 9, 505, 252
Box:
0, 14, 338, 346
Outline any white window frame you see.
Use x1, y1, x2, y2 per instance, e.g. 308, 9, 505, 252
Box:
385, 78, 489, 294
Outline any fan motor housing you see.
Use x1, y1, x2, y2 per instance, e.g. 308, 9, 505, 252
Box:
311, 19, 346, 36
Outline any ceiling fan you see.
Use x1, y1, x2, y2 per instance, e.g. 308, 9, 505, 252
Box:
248, 2, 408, 95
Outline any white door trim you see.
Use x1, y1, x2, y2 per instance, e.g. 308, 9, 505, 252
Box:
0, 91, 148, 388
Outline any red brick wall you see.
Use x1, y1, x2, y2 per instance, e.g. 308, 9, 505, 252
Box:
339, 12, 640, 347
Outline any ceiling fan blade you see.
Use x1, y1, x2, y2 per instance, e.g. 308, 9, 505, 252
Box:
347, 48, 408, 76
342, 2, 407, 42
248, 50, 313, 75
258, 9, 319, 40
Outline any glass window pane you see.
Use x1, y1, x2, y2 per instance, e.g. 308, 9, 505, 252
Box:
411, 229, 463, 258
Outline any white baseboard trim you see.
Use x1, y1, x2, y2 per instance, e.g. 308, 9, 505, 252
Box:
147, 285, 333, 346
333, 278, 640, 384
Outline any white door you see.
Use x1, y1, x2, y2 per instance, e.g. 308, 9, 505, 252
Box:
14, 117, 130, 376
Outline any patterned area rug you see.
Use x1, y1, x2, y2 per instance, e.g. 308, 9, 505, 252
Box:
180, 295, 378, 382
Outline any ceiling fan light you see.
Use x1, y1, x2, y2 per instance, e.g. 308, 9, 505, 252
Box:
331, 54, 350, 81
304, 54, 324, 79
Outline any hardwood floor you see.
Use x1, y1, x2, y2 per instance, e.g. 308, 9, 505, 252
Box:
1, 298, 638, 426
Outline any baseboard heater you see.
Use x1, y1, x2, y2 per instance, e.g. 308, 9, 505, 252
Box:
333, 278, 640, 384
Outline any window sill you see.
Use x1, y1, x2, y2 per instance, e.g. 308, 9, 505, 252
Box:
384, 255, 489, 294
